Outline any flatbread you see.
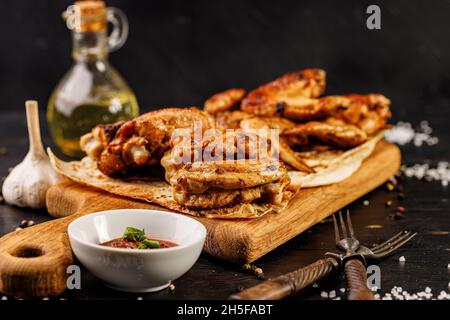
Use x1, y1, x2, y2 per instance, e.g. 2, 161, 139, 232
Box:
48, 133, 382, 219
288, 132, 384, 188
48, 149, 293, 219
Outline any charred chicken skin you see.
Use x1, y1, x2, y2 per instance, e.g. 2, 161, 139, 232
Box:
332, 93, 392, 135
241, 69, 336, 121
204, 88, 246, 114
80, 108, 215, 176
283, 118, 368, 149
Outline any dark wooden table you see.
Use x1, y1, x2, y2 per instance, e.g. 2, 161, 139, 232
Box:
1, 103, 449, 300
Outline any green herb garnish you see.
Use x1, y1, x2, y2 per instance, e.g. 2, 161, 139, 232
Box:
138, 239, 161, 249
123, 227, 146, 242
123, 227, 161, 249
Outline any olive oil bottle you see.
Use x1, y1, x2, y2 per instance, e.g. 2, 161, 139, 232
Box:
47, 1, 139, 157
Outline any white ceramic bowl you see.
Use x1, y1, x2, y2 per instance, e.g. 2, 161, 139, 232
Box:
68, 209, 206, 292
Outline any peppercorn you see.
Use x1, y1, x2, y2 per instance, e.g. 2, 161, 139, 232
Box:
242, 263, 251, 271
396, 206, 406, 214
386, 182, 395, 191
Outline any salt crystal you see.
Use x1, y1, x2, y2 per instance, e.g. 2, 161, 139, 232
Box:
320, 291, 328, 298
312, 283, 319, 288
447, 264, 450, 269
329, 290, 336, 298
339, 288, 346, 293
425, 287, 432, 293
374, 293, 380, 300
399, 256, 406, 262
333, 297, 341, 300
137, 297, 143, 300
1, 296, 7, 300
385, 121, 438, 146
371, 286, 378, 292
363, 200, 370, 206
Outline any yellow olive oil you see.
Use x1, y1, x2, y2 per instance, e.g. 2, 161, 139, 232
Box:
47, 92, 138, 157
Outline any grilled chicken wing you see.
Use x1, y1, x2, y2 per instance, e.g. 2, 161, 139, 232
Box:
161, 129, 291, 209
214, 110, 254, 130
241, 69, 331, 120
80, 107, 215, 176
204, 88, 246, 114
283, 118, 368, 149
172, 176, 290, 209
240, 117, 314, 172
332, 93, 391, 135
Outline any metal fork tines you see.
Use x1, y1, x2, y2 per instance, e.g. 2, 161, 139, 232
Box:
332, 210, 417, 260
359, 230, 417, 259
332, 210, 360, 254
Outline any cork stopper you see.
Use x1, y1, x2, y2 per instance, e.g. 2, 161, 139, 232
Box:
65, 1, 107, 32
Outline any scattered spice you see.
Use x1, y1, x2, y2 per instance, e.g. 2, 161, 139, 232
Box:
312, 283, 319, 288
385, 200, 392, 207
242, 263, 265, 279
363, 200, 370, 206
401, 162, 449, 185
19, 220, 35, 228
366, 224, 384, 229
242, 263, 251, 271
386, 182, 395, 191
385, 121, 438, 146
252, 266, 265, 279
15, 227, 22, 231
396, 206, 406, 214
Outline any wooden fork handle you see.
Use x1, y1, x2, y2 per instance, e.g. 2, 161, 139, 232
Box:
229, 257, 338, 300
344, 259, 375, 300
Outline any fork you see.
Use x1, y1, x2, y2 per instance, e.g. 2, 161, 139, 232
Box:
229, 212, 416, 300
332, 211, 417, 300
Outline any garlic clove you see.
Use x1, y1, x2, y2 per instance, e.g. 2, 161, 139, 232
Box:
1, 100, 62, 209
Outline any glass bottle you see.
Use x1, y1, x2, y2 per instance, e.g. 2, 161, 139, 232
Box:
47, 1, 139, 157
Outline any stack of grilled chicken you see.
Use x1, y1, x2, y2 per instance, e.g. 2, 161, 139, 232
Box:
81, 69, 391, 211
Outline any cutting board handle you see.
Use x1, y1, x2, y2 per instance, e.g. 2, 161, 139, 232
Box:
0, 215, 77, 298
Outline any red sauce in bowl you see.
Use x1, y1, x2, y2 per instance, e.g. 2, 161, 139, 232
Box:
100, 237, 177, 249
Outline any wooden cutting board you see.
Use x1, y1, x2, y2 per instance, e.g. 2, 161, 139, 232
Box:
0, 141, 400, 298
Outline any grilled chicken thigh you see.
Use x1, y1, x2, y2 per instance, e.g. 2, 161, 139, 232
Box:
80, 107, 215, 176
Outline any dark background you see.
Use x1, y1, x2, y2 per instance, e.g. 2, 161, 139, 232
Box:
0, 0, 449, 301
2, 0, 450, 122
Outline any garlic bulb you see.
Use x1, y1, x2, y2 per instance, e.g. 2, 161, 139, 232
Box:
2, 100, 62, 208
